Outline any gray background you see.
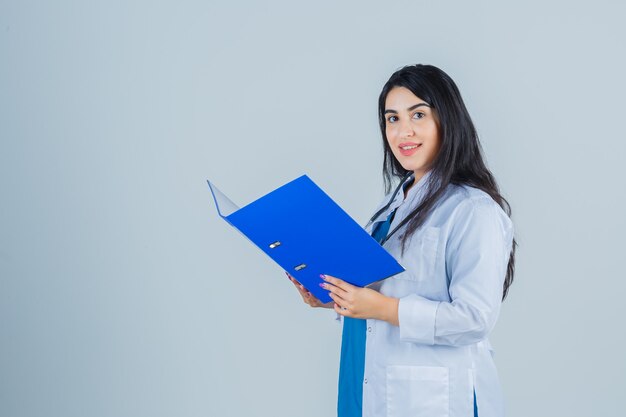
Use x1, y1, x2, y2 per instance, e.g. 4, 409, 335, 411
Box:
1, 1, 624, 416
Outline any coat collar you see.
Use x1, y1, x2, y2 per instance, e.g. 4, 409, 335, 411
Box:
366, 170, 434, 230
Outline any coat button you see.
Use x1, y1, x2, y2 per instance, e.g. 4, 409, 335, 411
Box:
367, 326, 372, 332
364, 378, 368, 384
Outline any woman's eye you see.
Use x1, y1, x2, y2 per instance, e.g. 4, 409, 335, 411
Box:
412, 112, 425, 119
387, 115, 398, 123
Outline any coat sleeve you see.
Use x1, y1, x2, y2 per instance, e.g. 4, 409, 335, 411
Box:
397, 197, 514, 346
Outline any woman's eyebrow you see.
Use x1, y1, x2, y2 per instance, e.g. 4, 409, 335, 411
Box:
384, 102, 430, 114
407, 103, 430, 111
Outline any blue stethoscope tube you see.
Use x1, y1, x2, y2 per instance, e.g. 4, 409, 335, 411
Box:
366, 171, 413, 246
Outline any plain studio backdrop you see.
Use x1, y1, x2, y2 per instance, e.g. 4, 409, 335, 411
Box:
1, 1, 625, 416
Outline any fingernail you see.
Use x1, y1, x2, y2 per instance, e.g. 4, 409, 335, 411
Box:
319, 283, 326, 288
320, 274, 327, 280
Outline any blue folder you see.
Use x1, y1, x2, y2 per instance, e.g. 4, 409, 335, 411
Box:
207, 175, 404, 303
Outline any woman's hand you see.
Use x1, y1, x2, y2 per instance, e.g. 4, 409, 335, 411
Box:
286, 273, 334, 309
320, 274, 400, 325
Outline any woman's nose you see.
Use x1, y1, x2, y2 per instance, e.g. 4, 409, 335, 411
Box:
399, 119, 415, 138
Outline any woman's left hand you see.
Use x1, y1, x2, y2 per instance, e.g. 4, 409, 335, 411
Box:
320, 274, 399, 325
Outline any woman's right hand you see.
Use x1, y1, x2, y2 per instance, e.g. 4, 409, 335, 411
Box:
286, 273, 334, 309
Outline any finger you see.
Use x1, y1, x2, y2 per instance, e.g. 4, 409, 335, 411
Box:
320, 281, 349, 298
334, 303, 344, 315
298, 286, 311, 300
300, 285, 311, 296
287, 274, 301, 286
334, 302, 351, 317
290, 278, 306, 294
292, 282, 306, 296
298, 285, 323, 306
287, 276, 323, 307
305, 292, 326, 308
301, 291, 315, 306
286, 272, 306, 289
309, 298, 323, 308
320, 274, 355, 292
328, 292, 348, 310
328, 291, 348, 307
292, 281, 314, 304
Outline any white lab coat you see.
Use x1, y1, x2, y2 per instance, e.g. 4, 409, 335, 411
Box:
359, 172, 514, 417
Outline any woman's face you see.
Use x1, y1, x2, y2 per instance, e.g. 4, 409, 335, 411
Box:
384, 86, 441, 182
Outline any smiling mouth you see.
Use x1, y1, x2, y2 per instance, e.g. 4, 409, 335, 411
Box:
398, 143, 422, 156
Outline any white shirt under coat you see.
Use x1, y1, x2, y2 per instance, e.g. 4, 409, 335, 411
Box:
358, 171, 514, 417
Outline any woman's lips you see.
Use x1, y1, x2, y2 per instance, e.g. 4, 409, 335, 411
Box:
398, 142, 422, 156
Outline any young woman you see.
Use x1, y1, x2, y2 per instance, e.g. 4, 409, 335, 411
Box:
289, 64, 516, 417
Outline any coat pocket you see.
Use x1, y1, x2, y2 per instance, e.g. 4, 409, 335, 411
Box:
386, 365, 449, 417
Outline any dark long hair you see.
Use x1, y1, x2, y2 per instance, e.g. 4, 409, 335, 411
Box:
378, 64, 517, 300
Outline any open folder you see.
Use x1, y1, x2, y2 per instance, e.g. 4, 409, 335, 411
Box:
207, 175, 404, 304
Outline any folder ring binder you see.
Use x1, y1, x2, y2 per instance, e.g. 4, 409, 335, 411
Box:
207, 175, 405, 303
